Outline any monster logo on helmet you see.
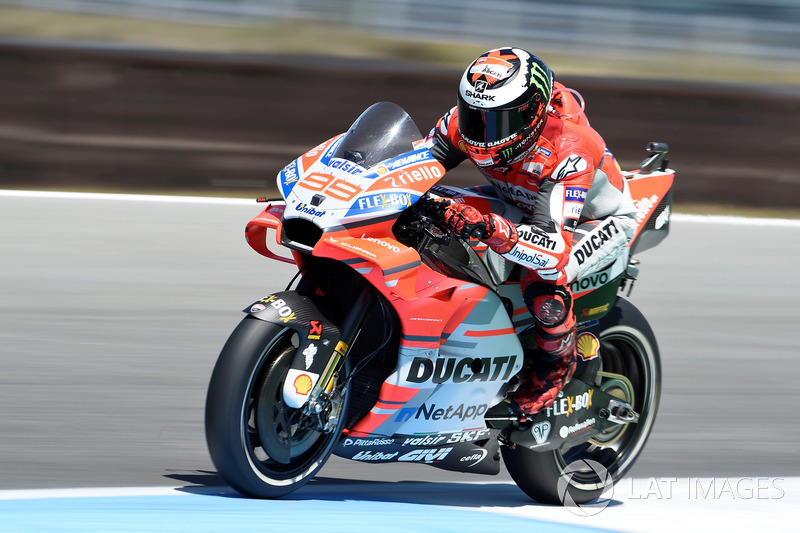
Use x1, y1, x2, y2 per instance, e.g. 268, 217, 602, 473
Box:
529, 61, 553, 104
457, 47, 554, 167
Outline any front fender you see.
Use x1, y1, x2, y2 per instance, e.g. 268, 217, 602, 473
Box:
247, 292, 343, 408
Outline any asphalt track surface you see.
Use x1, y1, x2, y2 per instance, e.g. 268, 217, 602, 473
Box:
1, 191, 799, 531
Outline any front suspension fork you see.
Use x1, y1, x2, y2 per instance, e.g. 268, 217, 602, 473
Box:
301, 283, 378, 433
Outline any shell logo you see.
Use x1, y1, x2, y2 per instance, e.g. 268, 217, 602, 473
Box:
577, 332, 599, 361
293, 374, 313, 395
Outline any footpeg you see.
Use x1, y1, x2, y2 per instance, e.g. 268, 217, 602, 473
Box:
602, 399, 640, 424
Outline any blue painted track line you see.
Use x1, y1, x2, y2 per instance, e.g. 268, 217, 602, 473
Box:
0, 485, 619, 533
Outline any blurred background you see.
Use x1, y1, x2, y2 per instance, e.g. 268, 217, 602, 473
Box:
0, 0, 798, 211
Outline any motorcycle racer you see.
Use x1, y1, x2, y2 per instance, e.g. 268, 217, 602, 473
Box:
425, 47, 637, 415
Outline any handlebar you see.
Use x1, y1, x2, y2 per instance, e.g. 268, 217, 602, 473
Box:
398, 195, 452, 245
639, 142, 670, 173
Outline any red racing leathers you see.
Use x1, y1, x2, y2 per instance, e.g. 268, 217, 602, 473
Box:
425, 83, 637, 414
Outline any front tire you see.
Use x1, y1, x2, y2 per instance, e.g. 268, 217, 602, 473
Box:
502, 298, 661, 505
205, 316, 350, 498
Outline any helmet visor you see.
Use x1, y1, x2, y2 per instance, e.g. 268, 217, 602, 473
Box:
458, 97, 544, 145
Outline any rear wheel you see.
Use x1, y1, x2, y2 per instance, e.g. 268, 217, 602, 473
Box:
205, 316, 350, 498
502, 298, 661, 505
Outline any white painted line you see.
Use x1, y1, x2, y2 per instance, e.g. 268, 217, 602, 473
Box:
2, 189, 799, 227
480, 476, 799, 532
0, 486, 187, 500
673, 213, 800, 226
0, 478, 795, 533
0, 189, 254, 205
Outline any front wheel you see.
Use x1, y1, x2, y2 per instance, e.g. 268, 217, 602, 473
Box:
502, 297, 661, 505
205, 316, 350, 498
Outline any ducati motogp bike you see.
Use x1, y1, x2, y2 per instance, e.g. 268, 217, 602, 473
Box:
205, 101, 674, 504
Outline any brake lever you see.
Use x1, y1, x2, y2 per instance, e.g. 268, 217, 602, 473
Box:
421, 218, 451, 245
407, 210, 451, 245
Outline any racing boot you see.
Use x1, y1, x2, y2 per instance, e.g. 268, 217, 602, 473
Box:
512, 283, 577, 416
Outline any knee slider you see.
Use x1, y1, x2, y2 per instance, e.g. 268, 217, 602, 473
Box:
523, 282, 574, 328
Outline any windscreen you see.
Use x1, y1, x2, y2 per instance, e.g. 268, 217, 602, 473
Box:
330, 102, 423, 169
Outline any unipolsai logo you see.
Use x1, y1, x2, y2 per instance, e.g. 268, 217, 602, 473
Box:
557, 459, 614, 516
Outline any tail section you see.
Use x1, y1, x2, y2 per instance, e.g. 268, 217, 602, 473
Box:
624, 143, 674, 255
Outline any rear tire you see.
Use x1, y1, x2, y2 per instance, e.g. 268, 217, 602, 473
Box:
205, 316, 350, 498
502, 298, 661, 505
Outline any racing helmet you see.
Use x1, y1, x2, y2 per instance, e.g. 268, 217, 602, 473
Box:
457, 47, 554, 167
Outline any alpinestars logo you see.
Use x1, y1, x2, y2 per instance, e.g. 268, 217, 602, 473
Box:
554, 156, 588, 180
